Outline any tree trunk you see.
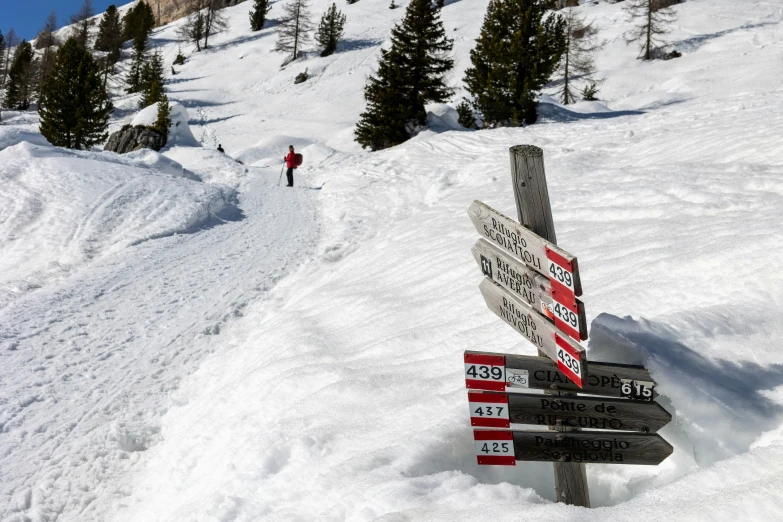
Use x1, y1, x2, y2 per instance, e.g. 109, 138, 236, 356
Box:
293, 4, 301, 60
646, 0, 652, 60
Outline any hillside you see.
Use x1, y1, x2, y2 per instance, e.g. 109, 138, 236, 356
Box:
2, 0, 783, 521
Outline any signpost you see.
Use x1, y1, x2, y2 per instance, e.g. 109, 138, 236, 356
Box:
476, 391, 672, 433
473, 430, 673, 466
463, 144, 674, 508
479, 278, 586, 387
465, 351, 656, 399
468, 200, 582, 299
472, 239, 587, 341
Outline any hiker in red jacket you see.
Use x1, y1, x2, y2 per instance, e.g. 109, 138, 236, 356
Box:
284, 145, 297, 187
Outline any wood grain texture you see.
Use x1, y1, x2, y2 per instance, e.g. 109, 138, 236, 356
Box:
492, 392, 673, 433
465, 350, 656, 398
467, 200, 583, 297
472, 239, 587, 341
510, 145, 558, 246
512, 431, 673, 466
478, 278, 586, 381
509, 146, 585, 296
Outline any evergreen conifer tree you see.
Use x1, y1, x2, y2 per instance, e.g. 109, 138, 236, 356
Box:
456, 100, 475, 129
39, 37, 113, 149
126, 33, 148, 93
123, 1, 156, 43
153, 94, 172, 142
355, 0, 454, 150
4, 41, 38, 110
70, 0, 96, 49
96, 5, 124, 64
315, 3, 346, 57
275, 0, 314, 62
139, 79, 165, 109
556, 7, 602, 105
141, 51, 165, 90
250, 0, 272, 31
463, 0, 566, 126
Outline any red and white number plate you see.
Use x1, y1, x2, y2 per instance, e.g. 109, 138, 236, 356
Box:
546, 247, 577, 301
468, 391, 510, 428
464, 353, 506, 391
474, 430, 516, 466
555, 334, 583, 388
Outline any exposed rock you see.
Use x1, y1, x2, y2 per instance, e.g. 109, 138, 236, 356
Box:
105, 125, 166, 154
154, 0, 247, 27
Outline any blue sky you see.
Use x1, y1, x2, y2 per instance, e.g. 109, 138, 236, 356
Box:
3, 1, 129, 41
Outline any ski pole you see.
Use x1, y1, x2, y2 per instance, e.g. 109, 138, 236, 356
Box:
277, 163, 285, 186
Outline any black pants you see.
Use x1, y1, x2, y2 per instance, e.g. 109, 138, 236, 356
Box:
286, 168, 294, 186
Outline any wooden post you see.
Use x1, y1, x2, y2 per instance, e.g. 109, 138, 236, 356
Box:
509, 144, 591, 508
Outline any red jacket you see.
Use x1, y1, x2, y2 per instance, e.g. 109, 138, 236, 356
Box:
285, 152, 297, 169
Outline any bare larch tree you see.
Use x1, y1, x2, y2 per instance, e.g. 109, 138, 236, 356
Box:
556, 7, 602, 104
275, 0, 314, 63
624, 0, 677, 60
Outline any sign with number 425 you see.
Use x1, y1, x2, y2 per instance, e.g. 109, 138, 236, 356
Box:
474, 430, 516, 466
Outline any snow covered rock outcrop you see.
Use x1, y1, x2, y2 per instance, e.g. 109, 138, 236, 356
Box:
105, 125, 167, 153
133, 102, 200, 148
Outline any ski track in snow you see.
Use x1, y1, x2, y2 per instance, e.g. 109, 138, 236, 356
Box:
0, 168, 319, 521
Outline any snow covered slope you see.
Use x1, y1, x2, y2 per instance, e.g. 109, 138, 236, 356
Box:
3, 0, 783, 521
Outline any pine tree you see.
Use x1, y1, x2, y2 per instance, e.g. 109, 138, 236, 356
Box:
70, 0, 95, 49
126, 33, 148, 93
624, 0, 677, 60
152, 94, 172, 141
556, 7, 602, 105
139, 52, 165, 107
275, 0, 314, 62
316, 3, 346, 57
456, 100, 475, 128
96, 5, 124, 64
39, 37, 113, 149
123, 1, 156, 43
36, 11, 60, 50
174, 48, 186, 65
355, 0, 454, 150
250, 0, 271, 31
139, 79, 165, 109
463, 0, 566, 127
4, 41, 38, 110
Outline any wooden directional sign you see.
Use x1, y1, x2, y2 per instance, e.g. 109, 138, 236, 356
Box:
479, 391, 671, 433
468, 200, 582, 298
465, 351, 656, 400
479, 278, 586, 387
474, 430, 673, 466
472, 239, 587, 341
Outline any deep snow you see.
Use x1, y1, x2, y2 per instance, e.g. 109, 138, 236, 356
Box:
3, 0, 783, 521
